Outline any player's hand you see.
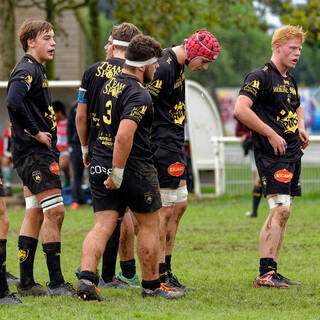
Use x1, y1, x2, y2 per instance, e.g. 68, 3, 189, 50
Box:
25, 130, 52, 148
81, 145, 90, 167
104, 177, 118, 190
267, 131, 287, 156
299, 129, 309, 149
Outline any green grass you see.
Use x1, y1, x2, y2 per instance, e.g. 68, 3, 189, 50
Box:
3, 194, 320, 319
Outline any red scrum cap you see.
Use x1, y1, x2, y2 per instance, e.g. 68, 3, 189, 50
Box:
185, 30, 220, 64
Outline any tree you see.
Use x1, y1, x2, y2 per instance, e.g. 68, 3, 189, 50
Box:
17, 0, 89, 79
113, 0, 259, 45
0, 0, 15, 80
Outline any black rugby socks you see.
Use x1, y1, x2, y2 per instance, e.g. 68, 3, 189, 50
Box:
252, 186, 262, 216
42, 242, 64, 288
259, 258, 277, 275
101, 220, 121, 283
0, 239, 9, 296
18, 235, 38, 288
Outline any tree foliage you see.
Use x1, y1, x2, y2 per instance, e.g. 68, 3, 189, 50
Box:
0, 0, 15, 80
113, 0, 259, 44
17, 0, 89, 79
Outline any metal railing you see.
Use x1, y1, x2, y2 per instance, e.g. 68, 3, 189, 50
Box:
211, 136, 320, 196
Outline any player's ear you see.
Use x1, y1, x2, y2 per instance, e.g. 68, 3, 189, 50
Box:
27, 38, 35, 49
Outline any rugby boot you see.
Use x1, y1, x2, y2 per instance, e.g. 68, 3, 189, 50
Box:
165, 272, 196, 291
17, 283, 48, 296
77, 279, 104, 301
0, 291, 23, 305
253, 271, 289, 289
117, 272, 140, 288
48, 282, 76, 296
75, 266, 99, 280
142, 283, 185, 299
6, 271, 20, 285
277, 273, 302, 286
98, 276, 123, 288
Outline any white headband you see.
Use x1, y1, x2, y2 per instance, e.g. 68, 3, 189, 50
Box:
125, 57, 158, 67
113, 39, 130, 47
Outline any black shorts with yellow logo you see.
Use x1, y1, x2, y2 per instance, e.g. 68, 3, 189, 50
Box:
89, 156, 161, 214
151, 145, 187, 189
15, 152, 62, 195
256, 157, 301, 197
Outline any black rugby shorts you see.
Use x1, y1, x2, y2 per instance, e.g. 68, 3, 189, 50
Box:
256, 157, 301, 197
16, 152, 62, 195
89, 156, 161, 214
151, 145, 187, 189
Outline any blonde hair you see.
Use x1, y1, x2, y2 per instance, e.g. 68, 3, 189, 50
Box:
271, 25, 305, 50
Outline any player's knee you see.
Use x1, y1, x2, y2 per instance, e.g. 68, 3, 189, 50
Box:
40, 194, 64, 224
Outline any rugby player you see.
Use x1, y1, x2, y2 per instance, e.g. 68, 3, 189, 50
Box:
234, 25, 308, 288
148, 30, 220, 290
0, 177, 23, 304
6, 20, 75, 296
77, 34, 184, 300
76, 22, 141, 288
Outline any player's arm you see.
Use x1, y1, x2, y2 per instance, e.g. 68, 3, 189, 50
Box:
6, 78, 52, 148
105, 119, 138, 190
296, 105, 309, 149
234, 95, 286, 156
76, 84, 90, 166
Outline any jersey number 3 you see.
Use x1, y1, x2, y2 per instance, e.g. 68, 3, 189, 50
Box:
103, 100, 112, 125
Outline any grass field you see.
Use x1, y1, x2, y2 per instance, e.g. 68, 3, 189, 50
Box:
2, 193, 320, 319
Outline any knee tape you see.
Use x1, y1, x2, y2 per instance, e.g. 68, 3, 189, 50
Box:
176, 185, 188, 203
268, 194, 291, 209
39, 194, 64, 212
25, 195, 41, 209
160, 189, 177, 207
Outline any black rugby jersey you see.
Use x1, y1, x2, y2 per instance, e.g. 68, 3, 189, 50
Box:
6, 54, 58, 162
239, 61, 303, 161
79, 57, 124, 152
93, 73, 154, 168
148, 48, 185, 151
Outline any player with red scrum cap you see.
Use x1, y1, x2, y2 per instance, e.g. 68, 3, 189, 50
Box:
148, 30, 220, 290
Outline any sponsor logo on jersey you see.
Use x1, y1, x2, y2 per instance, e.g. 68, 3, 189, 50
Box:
96, 62, 123, 79
49, 162, 60, 175
277, 110, 298, 134
166, 57, 172, 64
26, 75, 33, 83
144, 192, 153, 204
169, 101, 185, 125
168, 162, 185, 177
274, 169, 293, 183
44, 105, 57, 130
243, 80, 260, 96
129, 105, 148, 122
32, 170, 42, 183
152, 80, 162, 89
102, 77, 126, 98
19, 249, 29, 263
42, 79, 49, 87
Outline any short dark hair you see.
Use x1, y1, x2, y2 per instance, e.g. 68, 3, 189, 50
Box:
52, 100, 66, 115
112, 23, 141, 50
125, 34, 163, 67
18, 20, 54, 52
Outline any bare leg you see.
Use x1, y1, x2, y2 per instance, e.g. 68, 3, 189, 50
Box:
81, 210, 118, 272
166, 200, 187, 256
158, 206, 173, 264
119, 210, 135, 261
134, 211, 160, 281
260, 203, 290, 259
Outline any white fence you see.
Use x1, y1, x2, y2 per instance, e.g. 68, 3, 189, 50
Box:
209, 136, 320, 196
